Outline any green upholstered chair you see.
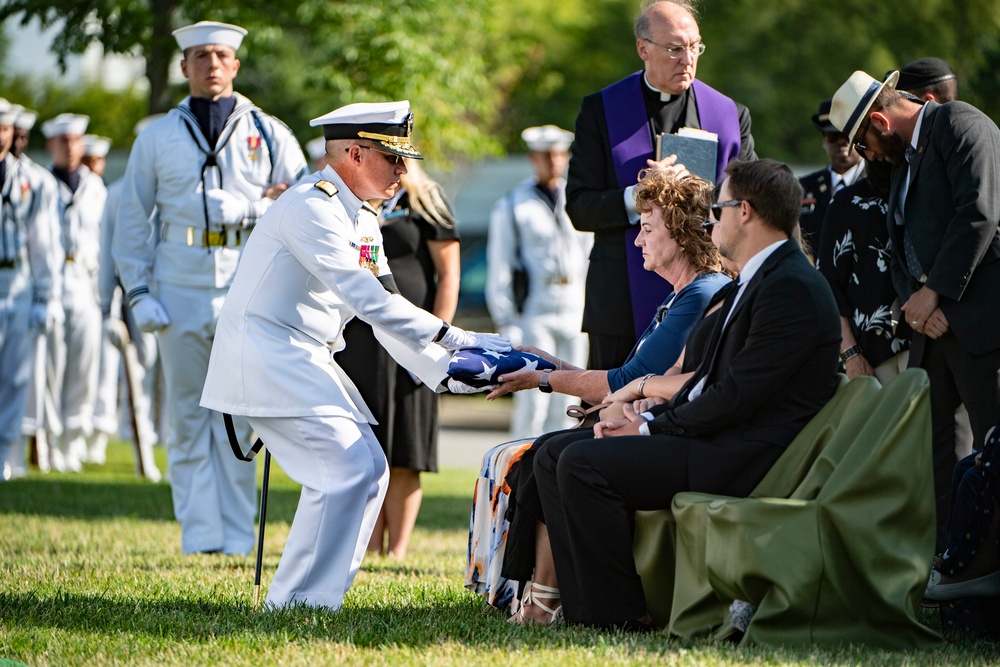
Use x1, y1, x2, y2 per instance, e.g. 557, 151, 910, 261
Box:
634, 369, 942, 648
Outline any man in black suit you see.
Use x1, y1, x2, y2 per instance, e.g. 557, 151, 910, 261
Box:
533, 159, 841, 630
830, 70, 1000, 548
798, 99, 864, 257
566, 0, 756, 371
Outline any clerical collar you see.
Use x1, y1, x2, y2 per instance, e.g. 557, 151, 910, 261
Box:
643, 73, 672, 102
189, 95, 237, 147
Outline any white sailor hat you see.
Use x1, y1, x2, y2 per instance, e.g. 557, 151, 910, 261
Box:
310, 101, 422, 159
133, 113, 166, 137
41, 113, 90, 139
172, 21, 247, 52
0, 99, 17, 126
305, 136, 327, 162
521, 125, 574, 152
14, 108, 37, 130
83, 135, 113, 158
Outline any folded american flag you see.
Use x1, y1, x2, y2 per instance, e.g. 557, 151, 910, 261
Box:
446, 348, 556, 389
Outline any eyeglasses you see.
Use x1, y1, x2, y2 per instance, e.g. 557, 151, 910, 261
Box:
642, 38, 706, 59
851, 116, 872, 158
350, 145, 403, 166
703, 199, 744, 226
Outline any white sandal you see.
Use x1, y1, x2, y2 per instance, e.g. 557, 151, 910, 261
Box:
512, 582, 564, 625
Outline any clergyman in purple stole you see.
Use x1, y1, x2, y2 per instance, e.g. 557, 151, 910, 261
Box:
601, 71, 740, 340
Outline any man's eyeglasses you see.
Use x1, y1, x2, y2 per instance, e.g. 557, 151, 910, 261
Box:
702, 199, 744, 226
851, 116, 872, 158
351, 145, 403, 166
642, 38, 706, 59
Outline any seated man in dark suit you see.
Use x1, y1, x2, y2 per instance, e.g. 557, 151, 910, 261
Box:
532, 159, 842, 631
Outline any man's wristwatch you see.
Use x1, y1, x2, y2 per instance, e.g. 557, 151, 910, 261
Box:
840, 345, 862, 363
538, 369, 553, 393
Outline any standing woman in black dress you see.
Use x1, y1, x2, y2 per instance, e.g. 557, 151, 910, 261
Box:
337, 158, 461, 558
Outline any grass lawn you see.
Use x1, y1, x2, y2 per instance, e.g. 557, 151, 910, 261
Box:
1, 441, 996, 666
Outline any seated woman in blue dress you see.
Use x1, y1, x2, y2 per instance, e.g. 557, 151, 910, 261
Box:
465, 167, 730, 621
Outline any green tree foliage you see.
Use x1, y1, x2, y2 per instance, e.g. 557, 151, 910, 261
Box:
3, 0, 1000, 164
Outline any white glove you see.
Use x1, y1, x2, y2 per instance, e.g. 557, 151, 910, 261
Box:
438, 325, 511, 353
498, 325, 523, 348
130, 295, 171, 333
103, 317, 128, 350
29, 301, 50, 331
205, 189, 273, 228
447, 378, 489, 394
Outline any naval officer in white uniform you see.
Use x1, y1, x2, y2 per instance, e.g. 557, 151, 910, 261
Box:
113, 21, 307, 554
486, 125, 591, 438
0, 100, 58, 480
201, 101, 509, 610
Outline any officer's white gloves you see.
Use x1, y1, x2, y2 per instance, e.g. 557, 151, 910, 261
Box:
205, 188, 274, 228
438, 325, 511, 353
498, 325, 523, 349
103, 316, 128, 350
130, 294, 171, 333
29, 300, 51, 331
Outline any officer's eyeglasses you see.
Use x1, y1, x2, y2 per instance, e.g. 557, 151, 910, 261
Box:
642, 38, 706, 59
353, 145, 403, 166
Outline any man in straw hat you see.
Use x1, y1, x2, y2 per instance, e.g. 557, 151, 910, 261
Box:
201, 100, 509, 609
0, 100, 58, 481
829, 70, 1000, 549
113, 20, 306, 555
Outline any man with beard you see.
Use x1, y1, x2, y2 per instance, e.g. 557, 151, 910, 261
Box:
830, 70, 1000, 548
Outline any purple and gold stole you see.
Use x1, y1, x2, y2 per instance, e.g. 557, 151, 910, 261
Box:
602, 72, 740, 339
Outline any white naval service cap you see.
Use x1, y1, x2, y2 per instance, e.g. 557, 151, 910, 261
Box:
83, 135, 113, 158
310, 101, 423, 159
172, 21, 247, 52
521, 125, 574, 152
14, 108, 38, 130
305, 136, 327, 161
41, 113, 90, 139
0, 99, 19, 126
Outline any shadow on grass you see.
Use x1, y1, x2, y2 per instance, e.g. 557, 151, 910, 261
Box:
0, 589, 654, 651
0, 478, 300, 524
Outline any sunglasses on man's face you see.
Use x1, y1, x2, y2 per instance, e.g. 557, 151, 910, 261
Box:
709, 199, 743, 221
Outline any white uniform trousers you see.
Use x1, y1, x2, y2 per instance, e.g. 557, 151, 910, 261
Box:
50, 287, 102, 442
92, 328, 121, 436
509, 312, 588, 439
248, 414, 389, 610
156, 281, 256, 554
0, 286, 32, 466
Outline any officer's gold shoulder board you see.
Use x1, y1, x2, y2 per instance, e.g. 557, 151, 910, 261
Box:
314, 180, 339, 197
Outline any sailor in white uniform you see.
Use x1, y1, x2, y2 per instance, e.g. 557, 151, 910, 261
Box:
84, 134, 120, 466
0, 100, 58, 480
113, 21, 307, 555
201, 101, 509, 610
10, 106, 62, 475
486, 125, 591, 437
42, 113, 108, 473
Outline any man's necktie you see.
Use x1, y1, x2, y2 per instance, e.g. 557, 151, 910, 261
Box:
900, 146, 925, 281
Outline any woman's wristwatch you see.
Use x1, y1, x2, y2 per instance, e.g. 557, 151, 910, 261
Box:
840, 345, 862, 363
538, 369, 553, 393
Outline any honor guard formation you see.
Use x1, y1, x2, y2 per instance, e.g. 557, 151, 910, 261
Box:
3, 0, 1000, 641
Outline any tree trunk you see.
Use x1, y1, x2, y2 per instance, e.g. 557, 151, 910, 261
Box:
145, 0, 179, 114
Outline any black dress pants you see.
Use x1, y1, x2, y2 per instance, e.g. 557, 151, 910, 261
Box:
909, 331, 1000, 551
532, 428, 695, 627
